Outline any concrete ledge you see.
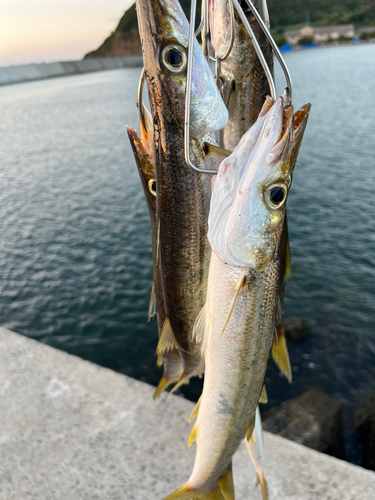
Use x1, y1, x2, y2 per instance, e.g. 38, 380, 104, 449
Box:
0, 57, 143, 86
0, 327, 373, 499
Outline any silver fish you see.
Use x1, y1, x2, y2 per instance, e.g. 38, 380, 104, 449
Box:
163, 92, 310, 500
135, 0, 228, 387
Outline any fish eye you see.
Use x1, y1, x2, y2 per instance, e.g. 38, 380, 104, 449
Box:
265, 184, 287, 209
148, 179, 156, 197
161, 45, 187, 73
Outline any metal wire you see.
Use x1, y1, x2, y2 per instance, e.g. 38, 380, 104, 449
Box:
243, 0, 293, 100
231, 0, 276, 100
214, 0, 236, 62
184, 0, 293, 175
137, 68, 146, 132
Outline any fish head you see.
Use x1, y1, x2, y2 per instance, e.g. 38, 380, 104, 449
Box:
127, 102, 157, 211
136, 0, 228, 138
210, 0, 270, 56
208, 91, 310, 271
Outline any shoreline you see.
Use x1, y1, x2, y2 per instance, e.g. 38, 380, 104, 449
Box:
0, 326, 374, 499
0, 56, 143, 87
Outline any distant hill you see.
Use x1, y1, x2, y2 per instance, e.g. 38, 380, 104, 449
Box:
84, 0, 194, 58
85, 0, 375, 58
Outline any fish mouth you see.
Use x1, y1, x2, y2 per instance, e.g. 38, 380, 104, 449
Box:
256, 89, 311, 171
290, 103, 311, 167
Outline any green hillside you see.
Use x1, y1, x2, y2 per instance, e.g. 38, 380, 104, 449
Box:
85, 0, 375, 58
268, 0, 375, 28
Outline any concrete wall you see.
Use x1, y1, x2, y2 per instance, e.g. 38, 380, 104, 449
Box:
0, 57, 143, 86
0, 326, 374, 499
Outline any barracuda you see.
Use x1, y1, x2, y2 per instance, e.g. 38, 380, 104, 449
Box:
135, 0, 228, 387
127, 102, 184, 398
163, 92, 310, 500
210, 0, 273, 151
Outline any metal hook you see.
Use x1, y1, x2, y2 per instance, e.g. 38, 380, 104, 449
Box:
184, 0, 293, 175
137, 68, 147, 132
231, 0, 276, 100
212, 0, 236, 62
243, 0, 293, 100
200, 0, 211, 60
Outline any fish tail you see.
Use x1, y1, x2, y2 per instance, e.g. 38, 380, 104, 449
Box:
167, 372, 190, 398
162, 483, 225, 500
153, 374, 179, 399
218, 463, 234, 500
256, 474, 269, 500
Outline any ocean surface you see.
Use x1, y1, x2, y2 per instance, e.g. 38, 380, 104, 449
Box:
1, 44, 375, 464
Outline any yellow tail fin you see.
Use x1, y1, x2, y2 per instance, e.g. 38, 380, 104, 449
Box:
163, 484, 225, 500
218, 463, 234, 500
258, 474, 269, 500
153, 375, 179, 399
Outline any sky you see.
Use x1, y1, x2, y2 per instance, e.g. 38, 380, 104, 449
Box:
0, 0, 134, 66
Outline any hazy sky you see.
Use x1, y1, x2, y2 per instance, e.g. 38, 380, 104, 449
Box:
1, 0, 134, 66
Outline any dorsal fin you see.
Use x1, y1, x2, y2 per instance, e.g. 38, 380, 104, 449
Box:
272, 324, 292, 383
147, 282, 156, 322
259, 385, 268, 404
221, 274, 247, 337
188, 421, 198, 447
156, 318, 179, 355
189, 396, 202, 421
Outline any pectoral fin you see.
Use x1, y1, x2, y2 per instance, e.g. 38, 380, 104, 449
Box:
204, 142, 232, 161
221, 274, 246, 337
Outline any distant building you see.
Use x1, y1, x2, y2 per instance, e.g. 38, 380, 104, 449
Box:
356, 27, 375, 37
285, 25, 355, 45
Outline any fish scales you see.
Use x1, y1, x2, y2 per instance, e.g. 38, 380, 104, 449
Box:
163, 94, 311, 500
127, 125, 183, 393
156, 132, 211, 356
191, 256, 279, 488
136, 0, 228, 380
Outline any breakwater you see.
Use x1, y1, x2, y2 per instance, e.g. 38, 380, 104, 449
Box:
0, 56, 143, 86
0, 326, 374, 499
